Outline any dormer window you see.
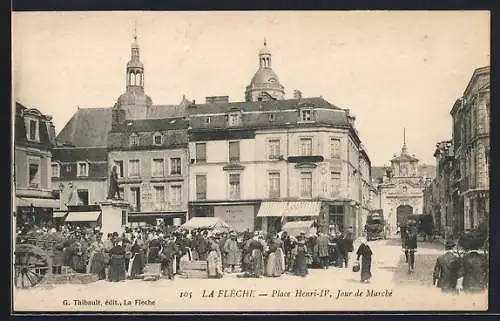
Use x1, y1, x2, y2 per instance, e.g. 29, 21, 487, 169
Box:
228, 112, 241, 126
51, 163, 60, 178
269, 113, 276, 121
206, 117, 211, 124
153, 132, 163, 145
25, 117, 40, 142
129, 133, 139, 146
77, 162, 89, 177
300, 109, 313, 121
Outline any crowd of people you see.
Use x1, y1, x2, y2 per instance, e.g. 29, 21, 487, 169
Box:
15, 222, 369, 282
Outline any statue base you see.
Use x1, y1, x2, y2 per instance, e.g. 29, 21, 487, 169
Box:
99, 199, 132, 236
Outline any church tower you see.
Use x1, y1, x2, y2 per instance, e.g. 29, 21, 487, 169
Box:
113, 27, 153, 123
390, 129, 420, 179
245, 39, 285, 102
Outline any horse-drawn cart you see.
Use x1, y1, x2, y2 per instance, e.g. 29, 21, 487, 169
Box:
14, 237, 56, 289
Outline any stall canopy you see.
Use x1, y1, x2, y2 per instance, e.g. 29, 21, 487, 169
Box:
281, 220, 317, 237
257, 201, 321, 217
181, 217, 230, 232
65, 211, 101, 222
52, 211, 67, 218
15, 197, 60, 209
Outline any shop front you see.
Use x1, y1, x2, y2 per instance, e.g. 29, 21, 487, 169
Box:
15, 196, 61, 228
189, 201, 258, 232
256, 201, 321, 234
322, 200, 360, 236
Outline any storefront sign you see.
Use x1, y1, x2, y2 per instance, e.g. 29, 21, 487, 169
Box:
214, 205, 254, 232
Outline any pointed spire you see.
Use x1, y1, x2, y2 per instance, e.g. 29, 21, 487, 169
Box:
134, 21, 137, 42
130, 22, 140, 59
402, 128, 408, 154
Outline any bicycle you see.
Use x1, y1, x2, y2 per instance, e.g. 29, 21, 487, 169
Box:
403, 247, 417, 273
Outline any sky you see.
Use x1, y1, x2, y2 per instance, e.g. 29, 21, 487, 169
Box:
12, 11, 490, 166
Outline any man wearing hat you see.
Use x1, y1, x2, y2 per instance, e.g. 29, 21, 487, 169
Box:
433, 240, 462, 294
224, 232, 239, 273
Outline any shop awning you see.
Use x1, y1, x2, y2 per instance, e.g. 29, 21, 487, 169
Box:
16, 197, 61, 209
286, 201, 321, 217
65, 211, 101, 222
180, 217, 230, 232
257, 201, 321, 217
282, 220, 317, 237
257, 201, 288, 217
53, 211, 67, 218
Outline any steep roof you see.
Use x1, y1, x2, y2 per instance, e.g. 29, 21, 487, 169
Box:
148, 105, 186, 119
187, 97, 341, 115
56, 105, 186, 147
113, 117, 188, 133
56, 107, 112, 147
52, 146, 107, 162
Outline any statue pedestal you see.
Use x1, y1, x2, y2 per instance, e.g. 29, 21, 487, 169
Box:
100, 199, 131, 236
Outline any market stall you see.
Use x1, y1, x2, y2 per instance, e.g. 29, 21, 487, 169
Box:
179, 217, 230, 233
281, 220, 317, 237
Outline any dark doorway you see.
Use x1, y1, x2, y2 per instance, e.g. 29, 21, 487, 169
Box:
396, 205, 413, 226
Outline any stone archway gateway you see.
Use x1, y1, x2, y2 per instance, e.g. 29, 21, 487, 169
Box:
396, 204, 413, 226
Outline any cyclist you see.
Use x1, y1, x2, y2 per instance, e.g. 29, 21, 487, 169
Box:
403, 222, 418, 272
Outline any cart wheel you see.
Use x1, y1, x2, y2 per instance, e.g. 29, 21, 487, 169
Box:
14, 251, 48, 289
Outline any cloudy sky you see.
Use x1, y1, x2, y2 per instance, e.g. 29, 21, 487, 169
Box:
12, 11, 490, 165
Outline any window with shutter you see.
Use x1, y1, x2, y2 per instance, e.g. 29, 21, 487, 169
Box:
268, 139, 280, 160
196, 175, 207, 200
300, 172, 312, 198
300, 138, 313, 156
196, 143, 207, 163
229, 141, 240, 162
229, 174, 240, 199
268, 172, 280, 198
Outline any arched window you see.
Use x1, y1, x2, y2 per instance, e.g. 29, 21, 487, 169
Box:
129, 133, 139, 146
135, 72, 141, 86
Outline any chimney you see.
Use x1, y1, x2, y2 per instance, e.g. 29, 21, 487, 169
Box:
205, 96, 229, 104
293, 90, 302, 99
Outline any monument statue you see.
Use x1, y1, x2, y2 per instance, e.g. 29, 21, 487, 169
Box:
107, 165, 122, 199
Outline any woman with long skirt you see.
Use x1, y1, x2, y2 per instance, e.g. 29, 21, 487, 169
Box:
266, 235, 284, 277
87, 233, 106, 280
249, 237, 265, 277
294, 240, 309, 277
356, 237, 373, 283
128, 235, 145, 279
207, 243, 223, 278
108, 239, 126, 282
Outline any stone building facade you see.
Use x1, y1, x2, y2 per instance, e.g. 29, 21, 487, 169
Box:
422, 66, 490, 239
450, 66, 490, 232
14, 102, 59, 225
51, 146, 108, 209
376, 137, 426, 235
188, 42, 373, 236
52, 37, 374, 234
107, 117, 189, 225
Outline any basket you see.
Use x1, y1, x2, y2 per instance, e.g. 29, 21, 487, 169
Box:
352, 262, 360, 272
